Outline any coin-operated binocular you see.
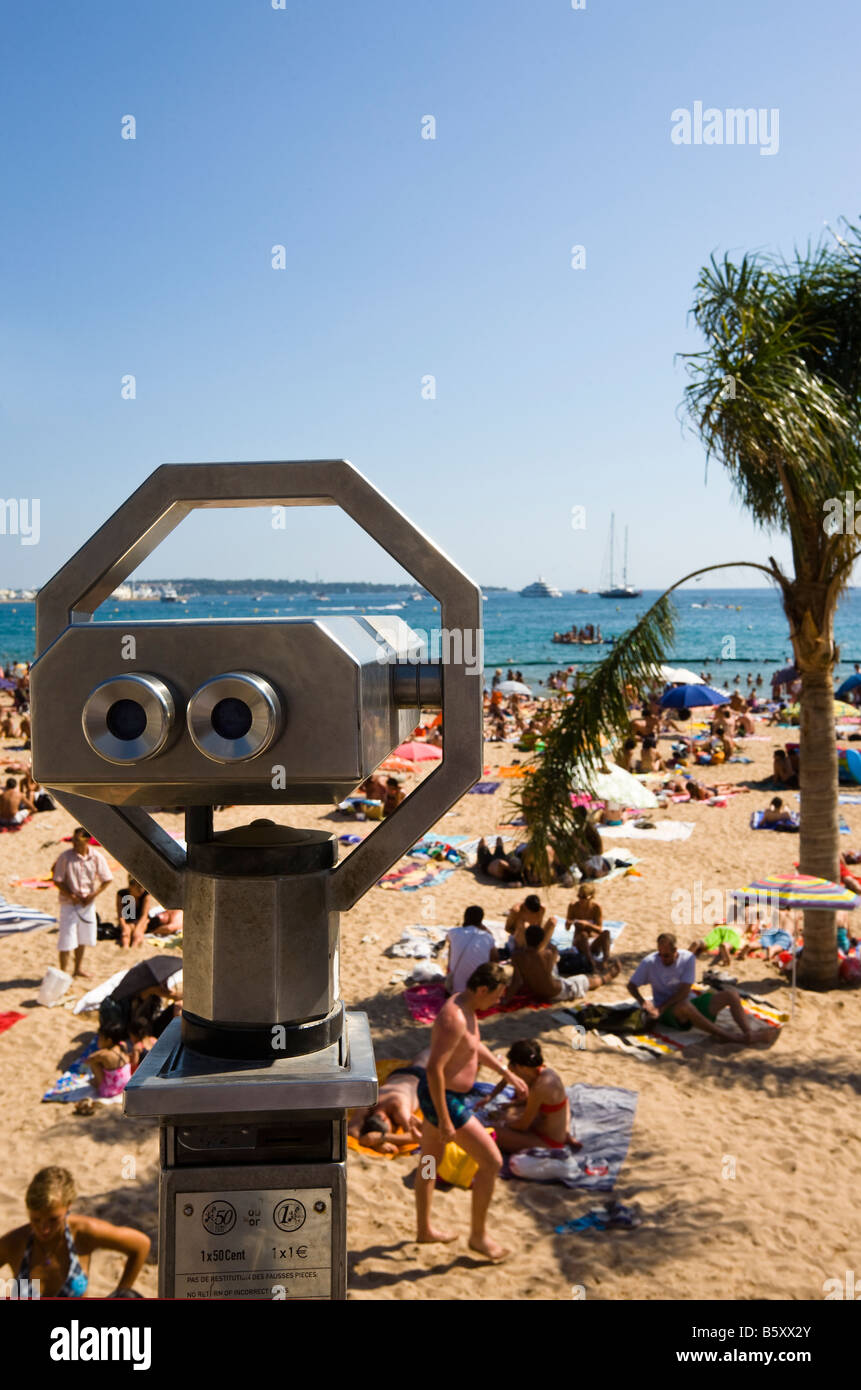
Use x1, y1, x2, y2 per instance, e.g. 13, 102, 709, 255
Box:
31, 461, 481, 1300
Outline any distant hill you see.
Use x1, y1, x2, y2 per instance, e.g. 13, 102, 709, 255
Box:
142, 579, 510, 595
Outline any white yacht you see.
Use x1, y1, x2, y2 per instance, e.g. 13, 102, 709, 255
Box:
520, 577, 562, 598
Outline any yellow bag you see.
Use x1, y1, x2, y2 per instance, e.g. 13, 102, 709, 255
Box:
437, 1141, 479, 1189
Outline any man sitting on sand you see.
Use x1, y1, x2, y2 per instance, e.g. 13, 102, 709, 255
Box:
446, 906, 499, 993
508, 923, 619, 1003
504, 893, 551, 951
627, 932, 762, 1045
564, 883, 612, 968
415, 963, 528, 1261
349, 1050, 430, 1153
479, 1038, 579, 1152
762, 796, 795, 826
0, 776, 36, 827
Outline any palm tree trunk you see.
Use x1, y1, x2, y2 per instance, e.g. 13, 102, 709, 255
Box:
796, 654, 840, 987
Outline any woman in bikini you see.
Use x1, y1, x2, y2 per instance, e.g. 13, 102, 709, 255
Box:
480, 1039, 580, 1152
0, 1166, 150, 1297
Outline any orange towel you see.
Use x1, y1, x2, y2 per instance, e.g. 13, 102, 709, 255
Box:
346, 1058, 421, 1159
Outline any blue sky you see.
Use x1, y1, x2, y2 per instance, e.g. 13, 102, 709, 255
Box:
2, 0, 859, 592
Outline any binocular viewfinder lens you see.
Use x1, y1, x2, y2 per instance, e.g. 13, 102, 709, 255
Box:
105, 699, 149, 742
82, 675, 175, 764
210, 697, 254, 741
187, 672, 281, 763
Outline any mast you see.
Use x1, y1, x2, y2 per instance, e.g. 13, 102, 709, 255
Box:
609, 513, 615, 589
623, 527, 629, 588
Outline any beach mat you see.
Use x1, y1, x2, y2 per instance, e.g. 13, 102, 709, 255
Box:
499, 765, 536, 778
347, 1058, 421, 1158
41, 1038, 120, 1104
567, 986, 787, 1060
601, 821, 695, 843
502, 1084, 638, 1191
469, 781, 501, 794
750, 810, 800, 832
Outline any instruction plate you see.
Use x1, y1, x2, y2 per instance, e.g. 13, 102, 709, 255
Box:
174, 1186, 332, 1299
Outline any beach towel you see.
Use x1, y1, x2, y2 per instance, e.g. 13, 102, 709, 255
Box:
502, 1084, 638, 1191
402, 975, 622, 1026
10, 878, 55, 889
600, 821, 695, 843
0, 894, 57, 938
569, 985, 787, 1060
347, 1058, 421, 1158
549, 920, 625, 953
469, 781, 501, 794
378, 863, 457, 892
41, 1038, 119, 1105
385, 925, 448, 959
499, 765, 536, 778
750, 810, 800, 832
0, 1010, 25, 1035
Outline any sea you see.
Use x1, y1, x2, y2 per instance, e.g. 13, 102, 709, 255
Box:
3, 587, 861, 692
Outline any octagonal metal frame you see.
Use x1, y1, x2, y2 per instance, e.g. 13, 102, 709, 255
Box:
34, 460, 482, 910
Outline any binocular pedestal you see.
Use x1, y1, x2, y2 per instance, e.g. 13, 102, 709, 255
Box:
124, 1010, 376, 1300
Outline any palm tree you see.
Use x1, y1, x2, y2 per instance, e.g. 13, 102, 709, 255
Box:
522, 221, 861, 987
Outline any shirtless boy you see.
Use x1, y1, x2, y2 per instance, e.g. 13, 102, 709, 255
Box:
349, 1050, 430, 1153
504, 894, 551, 950
0, 777, 35, 827
415, 962, 527, 1261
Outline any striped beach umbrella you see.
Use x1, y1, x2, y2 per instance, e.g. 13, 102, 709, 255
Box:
730, 873, 859, 911
730, 873, 856, 1017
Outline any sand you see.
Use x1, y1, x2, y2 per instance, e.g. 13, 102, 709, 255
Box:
1, 717, 859, 1301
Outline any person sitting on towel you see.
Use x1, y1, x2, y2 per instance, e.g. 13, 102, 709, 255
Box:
0, 776, 36, 826
478, 1038, 580, 1153
627, 933, 758, 1044
504, 894, 552, 952
508, 924, 618, 1004
762, 796, 794, 826
117, 877, 152, 949
348, 1049, 430, 1153
563, 884, 612, 968
446, 907, 499, 993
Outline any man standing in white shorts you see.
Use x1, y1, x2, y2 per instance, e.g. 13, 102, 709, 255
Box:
53, 826, 113, 978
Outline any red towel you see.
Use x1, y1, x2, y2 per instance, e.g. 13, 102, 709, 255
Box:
0, 1011, 25, 1035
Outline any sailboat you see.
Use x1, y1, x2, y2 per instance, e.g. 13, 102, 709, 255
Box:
598, 514, 642, 598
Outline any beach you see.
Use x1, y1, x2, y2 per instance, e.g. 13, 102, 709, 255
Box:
1, 717, 859, 1300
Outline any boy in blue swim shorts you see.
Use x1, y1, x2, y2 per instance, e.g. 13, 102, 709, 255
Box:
414, 962, 527, 1263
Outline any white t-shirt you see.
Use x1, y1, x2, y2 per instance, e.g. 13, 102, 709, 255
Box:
630, 949, 696, 1009
447, 925, 494, 993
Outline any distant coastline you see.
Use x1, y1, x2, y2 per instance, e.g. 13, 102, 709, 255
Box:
0, 579, 513, 599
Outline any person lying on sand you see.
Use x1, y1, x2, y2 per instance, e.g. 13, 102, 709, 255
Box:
627, 933, 765, 1045
479, 1038, 580, 1153
476, 836, 523, 882
415, 963, 527, 1261
507, 923, 619, 1003
349, 1049, 430, 1153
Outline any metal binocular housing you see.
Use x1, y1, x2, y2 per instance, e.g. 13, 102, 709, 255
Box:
30, 460, 482, 1060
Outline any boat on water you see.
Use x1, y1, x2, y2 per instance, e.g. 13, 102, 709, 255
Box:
159, 585, 184, 603
520, 577, 562, 598
598, 515, 641, 598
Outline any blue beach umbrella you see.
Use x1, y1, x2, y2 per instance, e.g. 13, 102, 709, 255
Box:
836, 673, 861, 698
659, 683, 730, 709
